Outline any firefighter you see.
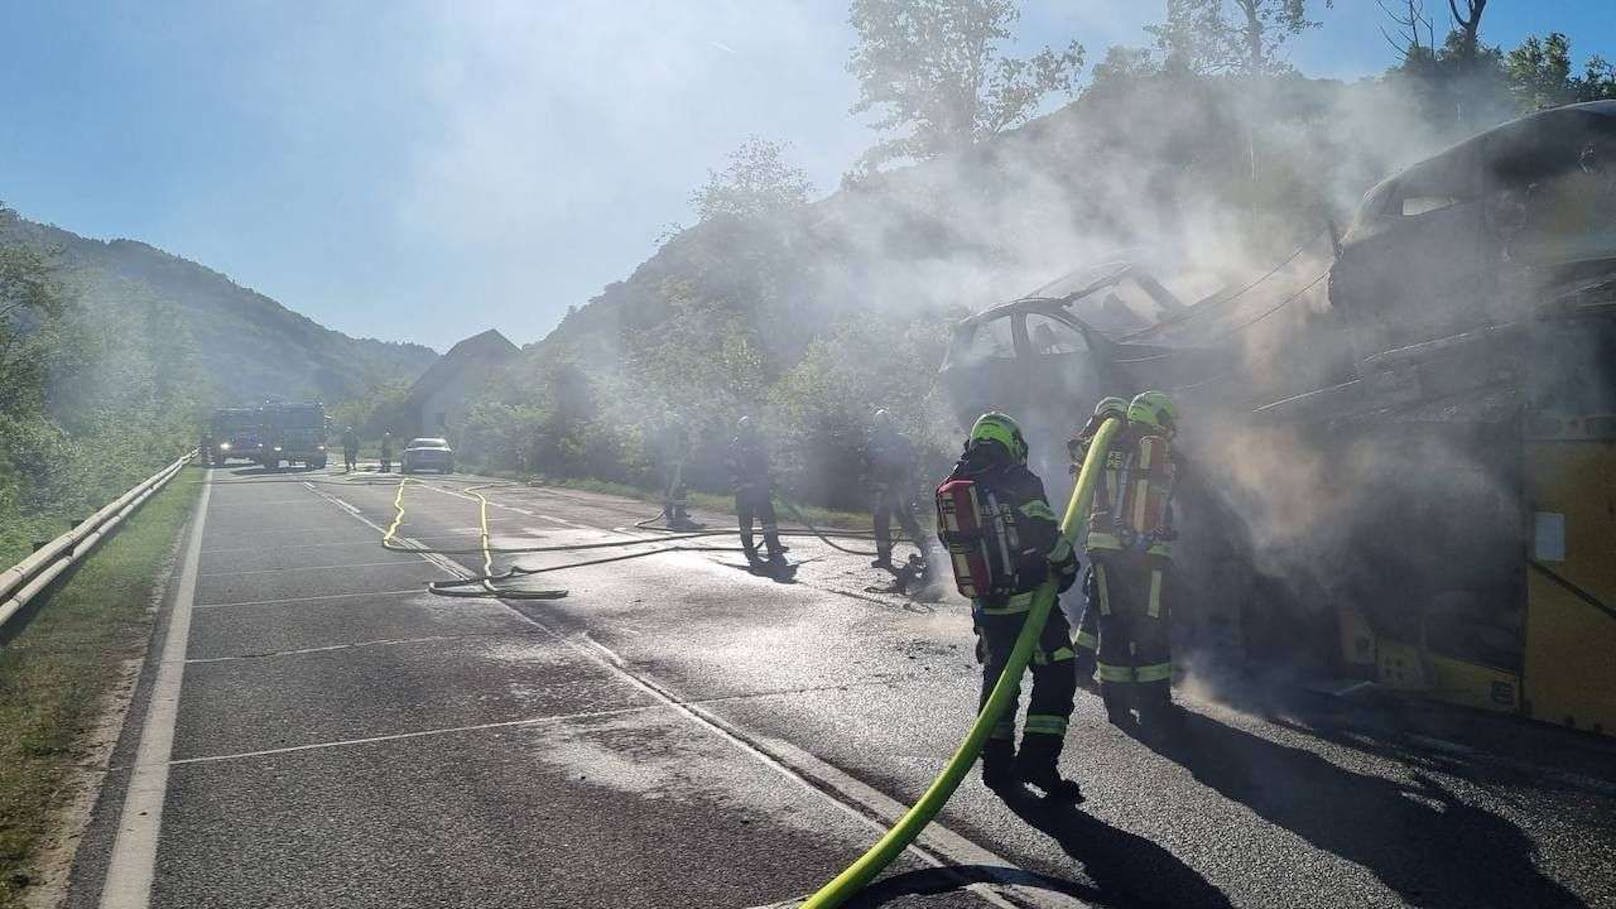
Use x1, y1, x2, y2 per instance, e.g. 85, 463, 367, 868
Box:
659, 419, 695, 529
1067, 396, 1132, 687
942, 412, 1083, 801
1085, 391, 1179, 731
728, 416, 786, 569
341, 426, 360, 473
866, 408, 925, 571
379, 431, 394, 474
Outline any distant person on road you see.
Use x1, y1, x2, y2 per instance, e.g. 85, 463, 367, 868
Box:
379, 431, 394, 473
341, 426, 360, 472
938, 412, 1082, 802
865, 408, 925, 572
659, 418, 696, 529
727, 416, 786, 569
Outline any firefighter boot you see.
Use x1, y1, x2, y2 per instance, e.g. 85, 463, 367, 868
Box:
1015, 735, 1083, 803
1136, 681, 1181, 740
980, 738, 1018, 792
1099, 681, 1133, 727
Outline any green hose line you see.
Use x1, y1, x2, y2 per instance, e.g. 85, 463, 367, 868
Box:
798, 416, 1122, 909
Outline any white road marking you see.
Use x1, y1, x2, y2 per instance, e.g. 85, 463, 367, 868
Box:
197, 559, 434, 578
98, 470, 212, 909
193, 588, 426, 610
200, 539, 381, 555
159, 705, 658, 766
182, 632, 520, 664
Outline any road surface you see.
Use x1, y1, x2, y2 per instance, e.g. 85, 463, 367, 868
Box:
64, 465, 1616, 908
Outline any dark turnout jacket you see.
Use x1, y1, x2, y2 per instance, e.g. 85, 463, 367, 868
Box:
943, 443, 1078, 606
727, 434, 770, 495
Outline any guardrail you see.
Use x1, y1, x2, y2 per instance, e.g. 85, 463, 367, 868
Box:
0, 451, 195, 637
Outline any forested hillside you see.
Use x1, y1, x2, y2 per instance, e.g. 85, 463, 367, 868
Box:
454, 2, 1615, 511
0, 208, 436, 563
3, 216, 434, 405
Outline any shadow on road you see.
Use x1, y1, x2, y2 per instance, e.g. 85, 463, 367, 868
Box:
1139, 710, 1588, 909
842, 787, 1232, 909
843, 864, 1086, 908
842, 790, 1234, 909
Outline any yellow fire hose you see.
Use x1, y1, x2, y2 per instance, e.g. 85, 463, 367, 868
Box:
799, 416, 1122, 909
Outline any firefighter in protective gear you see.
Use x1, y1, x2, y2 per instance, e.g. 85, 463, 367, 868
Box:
728, 416, 786, 567
944, 412, 1083, 801
379, 432, 395, 474
659, 419, 696, 529
341, 426, 360, 473
866, 408, 925, 570
1067, 396, 1132, 686
1084, 391, 1179, 729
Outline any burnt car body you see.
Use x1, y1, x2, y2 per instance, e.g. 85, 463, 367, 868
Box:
401, 437, 455, 474
938, 255, 1240, 432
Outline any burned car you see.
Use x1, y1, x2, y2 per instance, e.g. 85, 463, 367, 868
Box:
939, 255, 1226, 431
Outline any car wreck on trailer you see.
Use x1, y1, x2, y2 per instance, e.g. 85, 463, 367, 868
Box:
940, 101, 1616, 735
1254, 100, 1616, 732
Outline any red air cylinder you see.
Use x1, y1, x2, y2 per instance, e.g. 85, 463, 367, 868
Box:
936, 477, 999, 599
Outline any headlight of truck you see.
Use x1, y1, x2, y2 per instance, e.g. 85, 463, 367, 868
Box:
273, 446, 283, 452
219, 442, 231, 451
318, 445, 327, 451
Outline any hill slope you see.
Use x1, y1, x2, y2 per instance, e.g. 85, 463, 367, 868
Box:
1, 212, 436, 405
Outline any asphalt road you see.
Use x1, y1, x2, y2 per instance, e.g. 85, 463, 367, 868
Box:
64, 464, 1616, 908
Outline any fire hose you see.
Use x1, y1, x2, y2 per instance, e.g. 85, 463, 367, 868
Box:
370, 475, 921, 600
798, 415, 1121, 909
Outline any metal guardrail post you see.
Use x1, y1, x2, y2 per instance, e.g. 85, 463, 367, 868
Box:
0, 451, 196, 637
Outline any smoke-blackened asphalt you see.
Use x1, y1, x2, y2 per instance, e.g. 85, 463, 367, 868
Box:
65, 466, 1616, 908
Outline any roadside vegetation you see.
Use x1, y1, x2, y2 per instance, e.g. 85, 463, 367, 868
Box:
0, 468, 199, 907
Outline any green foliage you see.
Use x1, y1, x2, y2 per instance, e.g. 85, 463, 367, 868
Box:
846, 0, 1083, 171
1506, 33, 1616, 110
1147, 0, 1329, 77
327, 379, 412, 442
692, 137, 814, 223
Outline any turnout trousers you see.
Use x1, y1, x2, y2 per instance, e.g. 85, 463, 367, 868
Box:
735, 487, 783, 561
872, 486, 924, 564
976, 603, 1078, 755
1086, 552, 1173, 721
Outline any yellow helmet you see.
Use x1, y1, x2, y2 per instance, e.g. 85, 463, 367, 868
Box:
969, 411, 1028, 463
1094, 396, 1129, 421
1128, 390, 1178, 434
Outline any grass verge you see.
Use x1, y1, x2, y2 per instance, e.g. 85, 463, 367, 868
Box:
0, 468, 200, 906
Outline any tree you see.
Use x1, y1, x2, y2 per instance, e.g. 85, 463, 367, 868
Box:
1147, 0, 1329, 77
1506, 34, 1616, 110
1379, 0, 1436, 72
0, 208, 68, 416
846, 0, 1083, 170
1506, 33, 1574, 110
691, 137, 814, 223
1444, 0, 1487, 68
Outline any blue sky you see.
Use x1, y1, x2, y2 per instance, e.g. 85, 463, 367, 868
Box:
3, 1, 1611, 350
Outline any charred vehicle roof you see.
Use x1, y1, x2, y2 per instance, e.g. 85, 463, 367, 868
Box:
937, 250, 1328, 431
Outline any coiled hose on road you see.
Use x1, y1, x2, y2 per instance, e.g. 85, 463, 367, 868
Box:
798, 416, 1122, 909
